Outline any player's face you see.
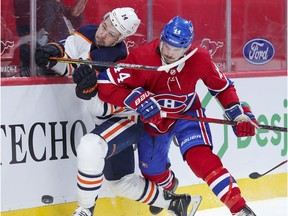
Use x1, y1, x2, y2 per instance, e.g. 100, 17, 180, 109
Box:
160, 41, 187, 64
95, 18, 121, 47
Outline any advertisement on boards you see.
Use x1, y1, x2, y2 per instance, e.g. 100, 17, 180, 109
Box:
1, 76, 287, 211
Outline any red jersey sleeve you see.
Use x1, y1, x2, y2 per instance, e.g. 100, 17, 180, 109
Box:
98, 40, 162, 107
195, 48, 240, 108
97, 65, 137, 107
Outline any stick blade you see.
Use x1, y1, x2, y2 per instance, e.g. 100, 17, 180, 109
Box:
249, 172, 261, 179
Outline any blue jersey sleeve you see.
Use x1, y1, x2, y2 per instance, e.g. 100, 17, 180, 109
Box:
90, 43, 128, 72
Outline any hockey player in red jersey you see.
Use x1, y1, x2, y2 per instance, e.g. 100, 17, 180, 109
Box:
35, 8, 196, 216
97, 16, 259, 216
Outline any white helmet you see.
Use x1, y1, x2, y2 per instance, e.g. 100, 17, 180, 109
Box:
108, 7, 141, 39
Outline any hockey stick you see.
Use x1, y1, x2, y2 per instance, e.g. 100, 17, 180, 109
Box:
249, 160, 287, 179
1, 29, 50, 60
162, 113, 288, 132
49, 48, 198, 71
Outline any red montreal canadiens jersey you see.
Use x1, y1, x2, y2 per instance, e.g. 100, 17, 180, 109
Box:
98, 39, 240, 134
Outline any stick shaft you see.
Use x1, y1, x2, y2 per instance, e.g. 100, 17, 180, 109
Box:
249, 159, 287, 179
164, 113, 288, 132
261, 160, 288, 176
49, 48, 198, 72
49, 57, 160, 71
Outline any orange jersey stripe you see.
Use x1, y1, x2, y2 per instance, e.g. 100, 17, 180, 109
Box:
113, 107, 125, 114
102, 120, 131, 140
75, 31, 92, 44
142, 182, 155, 203
77, 176, 103, 185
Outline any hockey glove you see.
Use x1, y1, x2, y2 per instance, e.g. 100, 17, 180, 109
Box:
224, 103, 259, 137
73, 64, 97, 100
124, 87, 162, 125
35, 41, 64, 69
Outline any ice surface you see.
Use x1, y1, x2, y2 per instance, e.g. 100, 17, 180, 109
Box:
196, 197, 288, 216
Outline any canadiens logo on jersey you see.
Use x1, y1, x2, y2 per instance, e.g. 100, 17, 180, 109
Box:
154, 93, 196, 113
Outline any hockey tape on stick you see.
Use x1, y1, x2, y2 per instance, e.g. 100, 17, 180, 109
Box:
162, 112, 288, 132
249, 160, 287, 179
49, 48, 198, 71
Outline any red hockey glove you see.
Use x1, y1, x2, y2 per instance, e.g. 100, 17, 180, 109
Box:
124, 87, 162, 125
73, 65, 97, 100
224, 104, 259, 137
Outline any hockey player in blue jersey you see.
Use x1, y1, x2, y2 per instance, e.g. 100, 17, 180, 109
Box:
35, 8, 199, 216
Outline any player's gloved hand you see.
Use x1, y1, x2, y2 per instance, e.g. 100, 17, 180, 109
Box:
73, 64, 97, 100
35, 41, 64, 69
124, 87, 162, 125
224, 103, 259, 137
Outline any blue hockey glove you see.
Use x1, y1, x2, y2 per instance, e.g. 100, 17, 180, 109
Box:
124, 87, 162, 125
73, 64, 97, 100
224, 103, 259, 137
35, 41, 64, 69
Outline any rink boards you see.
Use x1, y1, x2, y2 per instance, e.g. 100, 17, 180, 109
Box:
1, 173, 287, 216
1, 74, 287, 215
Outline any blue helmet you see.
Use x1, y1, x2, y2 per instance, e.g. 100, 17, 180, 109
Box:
160, 16, 194, 48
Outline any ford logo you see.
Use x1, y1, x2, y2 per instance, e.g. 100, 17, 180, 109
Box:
243, 38, 275, 65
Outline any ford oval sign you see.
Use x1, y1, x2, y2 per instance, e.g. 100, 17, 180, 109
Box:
243, 38, 275, 65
